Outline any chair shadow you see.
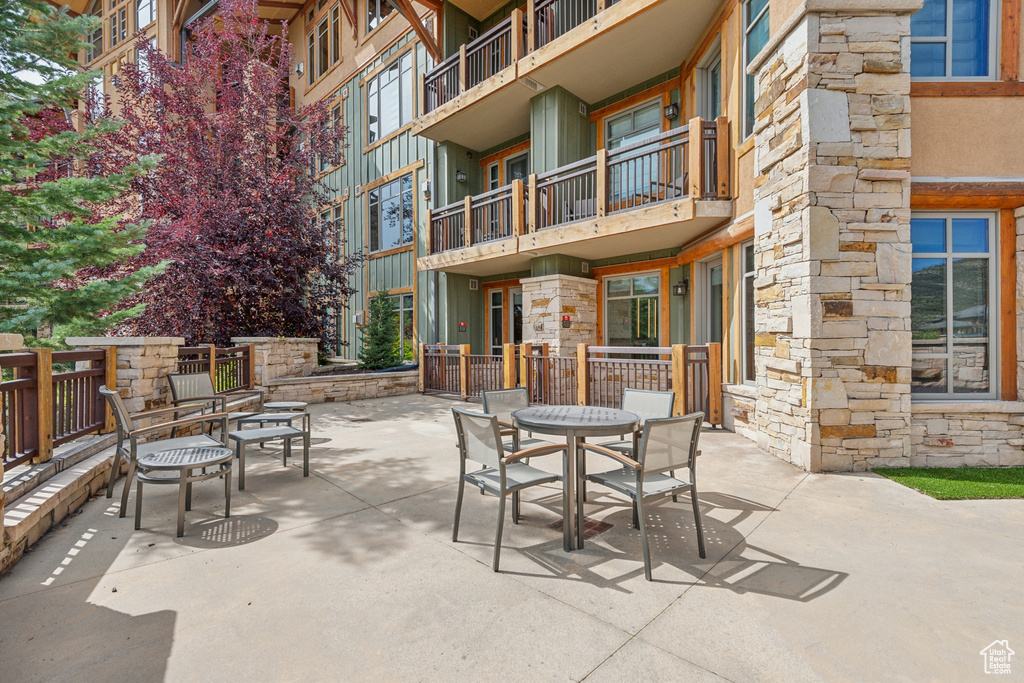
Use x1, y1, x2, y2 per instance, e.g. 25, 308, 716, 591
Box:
494, 488, 848, 602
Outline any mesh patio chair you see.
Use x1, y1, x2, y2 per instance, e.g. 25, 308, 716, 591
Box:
481, 388, 556, 453
100, 386, 228, 519
582, 413, 706, 581
581, 388, 675, 501
451, 406, 566, 572
167, 373, 263, 430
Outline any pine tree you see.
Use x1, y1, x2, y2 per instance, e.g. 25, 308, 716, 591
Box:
0, 0, 161, 345
358, 291, 401, 371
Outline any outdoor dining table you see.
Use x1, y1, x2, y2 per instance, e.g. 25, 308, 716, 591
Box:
512, 405, 640, 552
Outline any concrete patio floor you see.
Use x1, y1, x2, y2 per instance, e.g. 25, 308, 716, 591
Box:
1, 394, 1021, 682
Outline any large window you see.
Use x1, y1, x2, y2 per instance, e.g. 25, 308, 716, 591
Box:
742, 242, 756, 383
367, 52, 413, 143
109, 0, 128, 48
743, 0, 769, 138
86, 1, 103, 62
606, 101, 661, 202
367, 0, 395, 32
393, 293, 415, 360
911, 213, 997, 398
368, 174, 413, 252
911, 0, 995, 79
306, 2, 341, 85
605, 273, 660, 347
136, 0, 155, 29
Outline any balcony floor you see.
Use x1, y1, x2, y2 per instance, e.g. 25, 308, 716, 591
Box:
1, 394, 1020, 680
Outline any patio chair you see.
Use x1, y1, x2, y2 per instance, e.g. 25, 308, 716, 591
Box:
581, 388, 675, 501
451, 407, 566, 572
481, 388, 555, 453
100, 385, 228, 519
581, 413, 706, 581
167, 373, 263, 432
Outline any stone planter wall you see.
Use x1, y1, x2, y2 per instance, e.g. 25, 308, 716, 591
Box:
66, 336, 184, 413
265, 370, 418, 403
232, 337, 318, 386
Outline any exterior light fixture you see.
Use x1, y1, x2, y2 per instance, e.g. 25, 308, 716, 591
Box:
561, 315, 571, 328
458, 321, 467, 332
672, 279, 689, 296
421, 180, 431, 201
663, 103, 679, 120
455, 170, 467, 183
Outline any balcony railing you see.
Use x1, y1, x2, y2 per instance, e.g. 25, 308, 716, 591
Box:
427, 118, 729, 256
422, 11, 526, 114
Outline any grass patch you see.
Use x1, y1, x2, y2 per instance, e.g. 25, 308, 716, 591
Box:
874, 467, 1024, 500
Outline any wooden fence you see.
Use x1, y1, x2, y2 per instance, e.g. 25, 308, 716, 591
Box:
175, 344, 254, 393
1, 347, 115, 472
419, 342, 722, 425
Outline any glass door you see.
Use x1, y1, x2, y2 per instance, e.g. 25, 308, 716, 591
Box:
606, 101, 662, 205
509, 287, 523, 346
489, 289, 504, 356
705, 259, 723, 344
505, 153, 529, 183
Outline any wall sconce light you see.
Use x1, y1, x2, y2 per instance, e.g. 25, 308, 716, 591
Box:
455, 170, 467, 183
421, 180, 431, 201
458, 321, 467, 332
663, 103, 679, 120
672, 279, 689, 296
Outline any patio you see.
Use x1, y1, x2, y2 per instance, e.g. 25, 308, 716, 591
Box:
1, 394, 1021, 681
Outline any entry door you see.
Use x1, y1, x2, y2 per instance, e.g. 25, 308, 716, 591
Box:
488, 287, 523, 356
701, 259, 723, 344
489, 289, 504, 355
508, 287, 523, 346
505, 153, 529, 183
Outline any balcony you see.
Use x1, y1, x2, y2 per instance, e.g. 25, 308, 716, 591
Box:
419, 119, 732, 275
414, 0, 721, 150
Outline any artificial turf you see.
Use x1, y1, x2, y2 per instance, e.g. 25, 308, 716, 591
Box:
873, 467, 1024, 500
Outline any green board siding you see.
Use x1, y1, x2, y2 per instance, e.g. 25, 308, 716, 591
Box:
328, 35, 434, 359
529, 86, 592, 173
435, 140, 484, 206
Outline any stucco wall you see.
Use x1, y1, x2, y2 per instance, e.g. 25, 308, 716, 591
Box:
911, 97, 1024, 178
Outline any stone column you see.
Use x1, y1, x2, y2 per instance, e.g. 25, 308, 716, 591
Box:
1016, 207, 1024, 401
520, 274, 597, 356
231, 337, 319, 386
66, 337, 184, 413
751, 4, 920, 472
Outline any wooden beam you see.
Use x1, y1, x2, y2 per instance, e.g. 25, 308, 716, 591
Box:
595, 148, 608, 217
389, 0, 443, 63
687, 117, 704, 198
1002, 0, 1020, 81
911, 182, 1024, 210
31, 347, 53, 463
671, 345, 685, 416
463, 195, 473, 247
511, 179, 526, 236
1000, 208, 1017, 401
715, 116, 730, 198
576, 344, 588, 406
676, 217, 753, 265
102, 346, 117, 433
707, 342, 722, 425
459, 344, 470, 400
503, 343, 517, 388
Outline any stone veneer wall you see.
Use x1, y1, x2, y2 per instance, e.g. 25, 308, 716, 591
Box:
66, 336, 185, 413
751, 3, 920, 472
232, 337, 319, 386
910, 404, 1024, 467
520, 274, 598, 356
266, 370, 418, 403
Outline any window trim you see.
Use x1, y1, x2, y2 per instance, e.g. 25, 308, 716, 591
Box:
910, 210, 1000, 400
741, 241, 756, 385
742, 0, 769, 139
304, 0, 342, 88
363, 49, 415, 149
366, 171, 416, 255
366, 0, 397, 35
910, 0, 999, 82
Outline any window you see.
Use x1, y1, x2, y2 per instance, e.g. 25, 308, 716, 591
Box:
487, 162, 499, 190
393, 294, 415, 360
368, 0, 395, 32
110, 5, 128, 47
368, 174, 413, 252
137, 0, 155, 29
331, 205, 344, 254
910, 213, 997, 397
136, 38, 156, 89
306, 2, 340, 85
743, 0, 769, 137
606, 101, 661, 201
86, 77, 104, 120
910, 0, 995, 79
605, 273, 660, 347
366, 52, 413, 143
86, 1, 103, 62
700, 48, 723, 120
742, 242, 755, 383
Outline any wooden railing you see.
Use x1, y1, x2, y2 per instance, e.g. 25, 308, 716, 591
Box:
533, 0, 598, 49
176, 344, 253, 393
421, 9, 525, 114
428, 119, 730, 256
418, 342, 722, 425
2, 347, 115, 472
427, 180, 525, 255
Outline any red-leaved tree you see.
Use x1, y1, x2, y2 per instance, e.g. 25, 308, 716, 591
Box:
99, 0, 360, 348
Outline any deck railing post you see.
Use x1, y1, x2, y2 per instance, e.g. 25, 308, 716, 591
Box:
595, 148, 608, 217
502, 343, 517, 388
458, 343, 470, 400
687, 116, 704, 198
715, 116, 730, 198
520, 343, 532, 400
425, 208, 433, 254
671, 344, 686, 417
511, 178, 526, 236
246, 344, 255, 389
418, 72, 425, 117
463, 195, 473, 247
458, 44, 467, 94
511, 8, 524, 61
207, 343, 217, 392
29, 347, 53, 464
101, 346, 117, 433
576, 343, 588, 406
707, 342, 723, 425
538, 342, 549, 403
526, 0, 536, 52
527, 173, 539, 233
418, 343, 426, 392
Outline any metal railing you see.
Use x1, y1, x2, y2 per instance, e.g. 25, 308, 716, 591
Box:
534, 0, 598, 49
535, 157, 598, 230
423, 53, 460, 114
471, 184, 516, 245
466, 17, 515, 90
428, 202, 467, 254
466, 354, 504, 398
606, 127, 690, 214
522, 346, 577, 405
2, 347, 113, 472
681, 344, 721, 423
176, 344, 253, 393
584, 346, 672, 409
429, 181, 523, 255
421, 344, 462, 396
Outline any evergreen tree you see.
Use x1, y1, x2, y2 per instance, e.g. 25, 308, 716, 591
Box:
0, 0, 161, 345
358, 291, 401, 371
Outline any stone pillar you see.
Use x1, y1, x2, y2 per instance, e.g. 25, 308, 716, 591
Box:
231, 337, 319, 386
1016, 207, 1024, 401
520, 274, 597, 356
751, 4, 920, 472
66, 337, 184, 413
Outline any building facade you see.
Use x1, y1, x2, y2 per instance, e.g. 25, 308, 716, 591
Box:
71, 0, 1024, 472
